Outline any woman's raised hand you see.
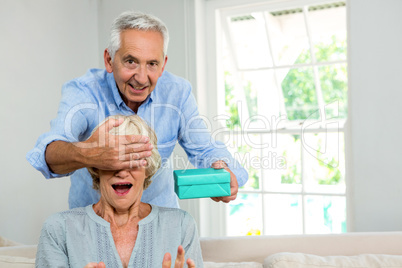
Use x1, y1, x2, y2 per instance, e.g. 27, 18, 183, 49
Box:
83, 245, 197, 268
162, 245, 196, 268
84, 262, 106, 268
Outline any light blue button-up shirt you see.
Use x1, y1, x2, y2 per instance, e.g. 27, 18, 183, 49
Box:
26, 69, 248, 209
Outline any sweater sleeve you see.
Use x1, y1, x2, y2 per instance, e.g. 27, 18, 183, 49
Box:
181, 211, 204, 268
35, 214, 69, 267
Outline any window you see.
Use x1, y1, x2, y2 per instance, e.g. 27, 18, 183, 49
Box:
214, 1, 347, 235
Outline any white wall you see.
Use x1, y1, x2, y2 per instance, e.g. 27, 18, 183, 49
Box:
348, 0, 402, 231
0, 0, 199, 245
0, 0, 99, 244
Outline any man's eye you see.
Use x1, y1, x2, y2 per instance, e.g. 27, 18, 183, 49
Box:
127, 60, 134, 64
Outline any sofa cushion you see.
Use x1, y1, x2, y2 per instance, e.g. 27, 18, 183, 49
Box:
264, 252, 402, 268
0, 245, 37, 259
205, 261, 263, 268
0, 237, 21, 247
0, 255, 35, 268
0, 245, 36, 268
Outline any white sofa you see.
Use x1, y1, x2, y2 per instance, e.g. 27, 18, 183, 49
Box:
200, 231, 402, 267
1, 232, 402, 267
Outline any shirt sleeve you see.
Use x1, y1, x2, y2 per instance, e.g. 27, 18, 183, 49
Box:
35, 214, 69, 267
181, 211, 204, 268
177, 84, 249, 187
26, 80, 94, 179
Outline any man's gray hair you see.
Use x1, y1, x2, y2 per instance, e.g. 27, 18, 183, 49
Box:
108, 11, 169, 60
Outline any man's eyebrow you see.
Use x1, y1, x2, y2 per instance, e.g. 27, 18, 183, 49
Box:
122, 54, 137, 60
122, 55, 160, 63
148, 59, 160, 64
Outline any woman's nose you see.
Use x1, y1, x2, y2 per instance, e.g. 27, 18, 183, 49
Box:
114, 169, 130, 178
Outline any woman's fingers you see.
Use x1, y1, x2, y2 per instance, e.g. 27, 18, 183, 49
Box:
162, 253, 172, 268
84, 262, 105, 268
174, 245, 185, 268
187, 258, 196, 268
163, 246, 196, 268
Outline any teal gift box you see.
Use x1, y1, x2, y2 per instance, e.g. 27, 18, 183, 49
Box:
173, 168, 231, 199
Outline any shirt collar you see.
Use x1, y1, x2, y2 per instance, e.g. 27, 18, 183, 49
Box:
107, 71, 124, 108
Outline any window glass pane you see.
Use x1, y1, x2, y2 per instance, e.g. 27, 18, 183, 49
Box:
227, 193, 263, 236
266, 11, 311, 65
302, 133, 345, 194
242, 70, 281, 123
319, 63, 348, 119
224, 71, 241, 129
308, 5, 347, 62
263, 194, 303, 235
228, 13, 273, 69
224, 133, 261, 190
280, 67, 319, 120
263, 134, 302, 193
305, 195, 346, 234
219, 1, 347, 237
224, 70, 283, 129
241, 71, 261, 122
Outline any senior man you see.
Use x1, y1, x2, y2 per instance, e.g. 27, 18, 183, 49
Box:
27, 11, 248, 209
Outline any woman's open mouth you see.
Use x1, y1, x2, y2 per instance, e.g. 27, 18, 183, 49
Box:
112, 183, 133, 196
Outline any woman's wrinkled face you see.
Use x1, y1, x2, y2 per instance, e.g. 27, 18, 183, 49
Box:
98, 167, 146, 211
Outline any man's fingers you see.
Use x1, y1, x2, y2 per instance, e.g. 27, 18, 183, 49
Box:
103, 117, 125, 132
162, 253, 172, 268
215, 194, 237, 203
230, 173, 239, 194
128, 159, 148, 169
119, 151, 152, 161
125, 142, 153, 152
211, 160, 227, 169
210, 164, 238, 203
88, 118, 123, 147
119, 134, 150, 145
99, 159, 148, 171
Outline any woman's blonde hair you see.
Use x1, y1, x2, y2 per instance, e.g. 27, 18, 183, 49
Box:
87, 115, 161, 190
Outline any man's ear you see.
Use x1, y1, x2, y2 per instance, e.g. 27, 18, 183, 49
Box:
160, 55, 168, 77
104, 49, 113, 73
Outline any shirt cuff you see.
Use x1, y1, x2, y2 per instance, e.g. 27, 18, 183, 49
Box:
26, 136, 74, 179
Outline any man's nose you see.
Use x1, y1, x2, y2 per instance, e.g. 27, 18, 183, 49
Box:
133, 65, 147, 85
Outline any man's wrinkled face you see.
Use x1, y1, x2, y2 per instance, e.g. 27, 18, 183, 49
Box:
104, 29, 167, 112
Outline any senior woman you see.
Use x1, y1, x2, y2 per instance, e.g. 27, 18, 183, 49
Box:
35, 115, 203, 268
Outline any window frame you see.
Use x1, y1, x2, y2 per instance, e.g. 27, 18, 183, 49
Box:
201, 0, 349, 237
